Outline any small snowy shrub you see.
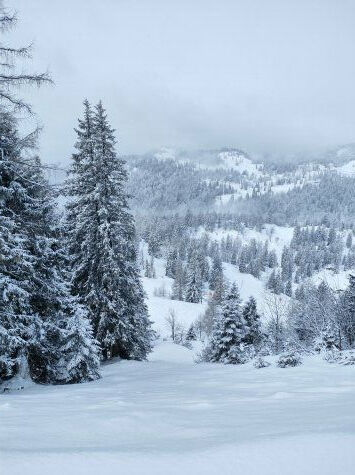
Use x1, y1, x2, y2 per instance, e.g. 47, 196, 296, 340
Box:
196, 344, 214, 363
339, 352, 355, 366
224, 344, 250, 364
258, 346, 272, 357
322, 348, 342, 364
253, 357, 271, 369
277, 352, 302, 368
314, 332, 339, 353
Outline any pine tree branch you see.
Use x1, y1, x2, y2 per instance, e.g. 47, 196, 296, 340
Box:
0, 90, 32, 113
0, 44, 31, 58
0, 12, 16, 32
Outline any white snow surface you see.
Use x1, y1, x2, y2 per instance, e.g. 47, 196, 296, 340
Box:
311, 268, 354, 292
1, 342, 355, 475
336, 159, 355, 177
218, 151, 263, 176
2, 233, 354, 474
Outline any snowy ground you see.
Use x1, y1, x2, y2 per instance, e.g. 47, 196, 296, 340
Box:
1, 342, 355, 475
336, 159, 355, 177
311, 268, 354, 292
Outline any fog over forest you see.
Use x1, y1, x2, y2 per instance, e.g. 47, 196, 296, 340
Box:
7, 0, 355, 161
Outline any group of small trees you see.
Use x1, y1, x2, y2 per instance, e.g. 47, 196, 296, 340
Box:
266, 226, 353, 297
164, 309, 198, 347
198, 274, 355, 365
289, 276, 355, 352
168, 246, 209, 303
201, 284, 262, 364
161, 224, 352, 305
165, 233, 279, 301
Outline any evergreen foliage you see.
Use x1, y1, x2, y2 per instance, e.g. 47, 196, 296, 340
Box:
206, 283, 248, 364
242, 296, 263, 349
0, 111, 100, 385
56, 305, 101, 384
66, 101, 153, 361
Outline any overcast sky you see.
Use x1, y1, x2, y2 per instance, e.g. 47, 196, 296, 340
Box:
6, 0, 355, 163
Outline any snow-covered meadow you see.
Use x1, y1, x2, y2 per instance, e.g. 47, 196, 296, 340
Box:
1, 342, 355, 475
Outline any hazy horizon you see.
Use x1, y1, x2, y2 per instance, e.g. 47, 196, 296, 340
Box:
6, 0, 355, 164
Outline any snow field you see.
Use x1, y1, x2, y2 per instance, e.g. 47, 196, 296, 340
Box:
1, 342, 355, 475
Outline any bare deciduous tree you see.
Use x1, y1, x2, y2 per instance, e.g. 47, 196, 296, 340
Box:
165, 309, 185, 343
263, 293, 290, 354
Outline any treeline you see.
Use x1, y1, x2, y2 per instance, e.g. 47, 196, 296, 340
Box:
232, 173, 355, 227
149, 232, 278, 304
266, 225, 352, 296
143, 214, 353, 299
126, 155, 230, 212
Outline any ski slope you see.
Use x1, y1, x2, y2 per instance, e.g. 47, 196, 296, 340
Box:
1, 342, 355, 475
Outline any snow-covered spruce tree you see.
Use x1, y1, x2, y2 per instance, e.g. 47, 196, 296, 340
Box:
171, 259, 186, 301
165, 248, 178, 278
185, 323, 197, 341
185, 264, 203, 303
0, 8, 99, 386
242, 296, 263, 350
0, 112, 98, 385
56, 302, 101, 384
267, 269, 284, 294
206, 283, 249, 364
209, 255, 226, 304
0, 114, 38, 383
340, 274, 355, 348
0, 3, 51, 384
209, 255, 223, 290
66, 101, 152, 360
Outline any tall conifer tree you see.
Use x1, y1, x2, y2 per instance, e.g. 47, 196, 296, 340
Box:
66, 101, 152, 360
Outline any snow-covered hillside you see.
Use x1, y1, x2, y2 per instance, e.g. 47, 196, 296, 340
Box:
149, 146, 355, 206
142, 254, 207, 338
336, 160, 355, 177
141, 225, 295, 339
2, 342, 355, 475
